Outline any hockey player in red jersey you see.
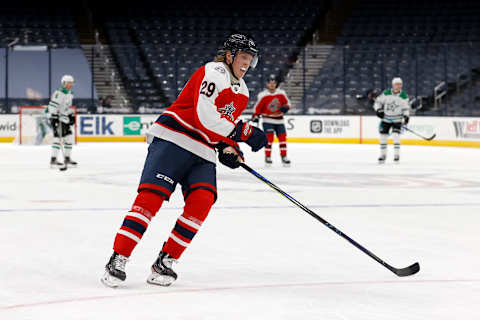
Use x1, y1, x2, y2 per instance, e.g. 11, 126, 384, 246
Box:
101, 34, 267, 288
252, 74, 291, 166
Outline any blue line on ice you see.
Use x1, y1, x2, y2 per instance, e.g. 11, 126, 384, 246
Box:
1, 202, 480, 213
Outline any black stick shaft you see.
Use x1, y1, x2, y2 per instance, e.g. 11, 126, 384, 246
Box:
240, 163, 417, 276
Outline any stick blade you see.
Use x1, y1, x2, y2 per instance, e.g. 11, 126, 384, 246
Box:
426, 133, 436, 141
59, 165, 68, 171
394, 262, 420, 277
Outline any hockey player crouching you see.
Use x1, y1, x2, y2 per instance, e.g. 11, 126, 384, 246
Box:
252, 74, 291, 167
47, 75, 77, 168
101, 34, 268, 288
373, 77, 410, 164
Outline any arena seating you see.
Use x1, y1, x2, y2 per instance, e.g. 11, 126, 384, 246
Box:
305, 0, 480, 115
105, 2, 324, 112
0, 9, 79, 47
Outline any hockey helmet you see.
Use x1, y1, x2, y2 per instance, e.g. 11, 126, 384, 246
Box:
392, 77, 403, 85
222, 33, 259, 69
267, 74, 277, 83
61, 75, 75, 87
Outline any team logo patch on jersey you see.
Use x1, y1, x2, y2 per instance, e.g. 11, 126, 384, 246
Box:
218, 102, 236, 120
268, 98, 281, 112
214, 66, 226, 74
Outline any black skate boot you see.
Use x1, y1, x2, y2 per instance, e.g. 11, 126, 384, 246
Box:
50, 157, 64, 169
378, 155, 386, 164
265, 156, 273, 167
101, 252, 128, 288
65, 157, 78, 167
281, 156, 291, 167
147, 251, 178, 286
394, 155, 400, 163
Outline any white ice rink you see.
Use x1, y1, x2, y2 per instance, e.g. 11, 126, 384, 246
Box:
1, 142, 479, 320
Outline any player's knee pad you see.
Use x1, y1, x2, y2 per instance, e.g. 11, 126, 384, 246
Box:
52, 137, 61, 144
130, 190, 165, 219
183, 189, 215, 223
63, 134, 74, 146
277, 133, 287, 142
266, 132, 274, 142
392, 132, 401, 144
380, 134, 388, 144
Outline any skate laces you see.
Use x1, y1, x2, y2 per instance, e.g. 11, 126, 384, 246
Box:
161, 254, 177, 269
113, 255, 128, 272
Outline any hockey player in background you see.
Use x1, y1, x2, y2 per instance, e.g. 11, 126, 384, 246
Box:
101, 34, 268, 288
46, 75, 77, 168
373, 77, 410, 164
252, 74, 291, 166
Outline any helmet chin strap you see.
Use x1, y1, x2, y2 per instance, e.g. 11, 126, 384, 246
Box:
227, 60, 240, 81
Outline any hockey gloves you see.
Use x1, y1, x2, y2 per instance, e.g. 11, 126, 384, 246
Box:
233, 120, 268, 152
279, 105, 290, 114
376, 108, 385, 119
69, 113, 76, 125
217, 141, 244, 169
403, 115, 409, 125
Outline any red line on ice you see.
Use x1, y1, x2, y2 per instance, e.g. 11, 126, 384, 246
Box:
1, 279, 479, 311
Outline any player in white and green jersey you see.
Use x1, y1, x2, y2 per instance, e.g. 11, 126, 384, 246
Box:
373, 77, 410, 164
46, 75, 77, 168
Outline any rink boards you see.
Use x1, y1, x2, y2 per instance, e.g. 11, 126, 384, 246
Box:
1, 114, 480, 147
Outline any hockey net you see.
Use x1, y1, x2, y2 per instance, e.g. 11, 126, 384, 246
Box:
17, 106, 78, 145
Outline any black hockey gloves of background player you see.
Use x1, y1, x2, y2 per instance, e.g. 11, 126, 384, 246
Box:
376, 108, 385, 119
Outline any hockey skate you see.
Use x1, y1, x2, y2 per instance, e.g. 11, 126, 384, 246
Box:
147, 251, 178, 286
394, 155, 400, 163
50, 157, 64, 169
265, 156, 272, 167
378, 156, 386, 164
65, 157, 78, 168
101, 252, 128, 288
281, 156, 291, 167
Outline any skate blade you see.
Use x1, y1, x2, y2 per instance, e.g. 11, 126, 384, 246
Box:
100, 272, 123, 288
378, 160, 386, 164
50, 163, 64, 169
67, 163, 78, 168
265, 163, 272, 168
146, 273, 176, 287
282, 163, 291, 167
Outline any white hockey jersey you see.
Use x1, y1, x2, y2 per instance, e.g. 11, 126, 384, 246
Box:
148, 62, 250, 163
373, 89, 410, 123
46, 87, 74, 123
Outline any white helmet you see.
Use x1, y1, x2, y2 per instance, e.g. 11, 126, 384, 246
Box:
392, 77, 403, 85
61, 75, 74, 87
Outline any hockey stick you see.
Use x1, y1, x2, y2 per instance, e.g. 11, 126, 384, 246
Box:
402, 126, 436, 141
384, 117, 436, 141
240, 163, 420, 277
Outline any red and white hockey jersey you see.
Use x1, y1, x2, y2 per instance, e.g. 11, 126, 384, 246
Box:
148, 62, 250, 163
252, 88, 290, 124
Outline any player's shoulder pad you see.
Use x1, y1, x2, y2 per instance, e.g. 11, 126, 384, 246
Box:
239, 78, 249, 97
399, 90, 408, 99
383, 88, 392, 96
276, 88, 288, 96
204, 62, 230, 90
257, 89, 269, 99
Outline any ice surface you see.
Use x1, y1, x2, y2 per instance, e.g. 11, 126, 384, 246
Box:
1, 142, 479, 320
